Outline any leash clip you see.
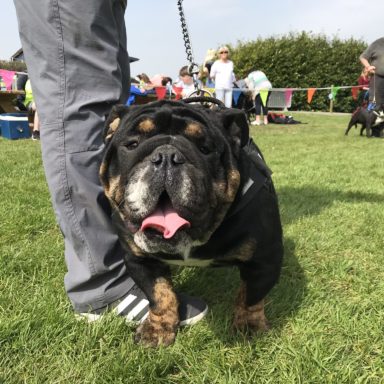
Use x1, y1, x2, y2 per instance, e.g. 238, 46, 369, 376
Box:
188, 63, 201, 92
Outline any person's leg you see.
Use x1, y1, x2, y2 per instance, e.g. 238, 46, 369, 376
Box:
368, 74, 384, 105
14, 0, 134, 313
215, 89, 225, 104
14, 0, 208, 324
252, 94, 262, 125
374, 75, 384, 105
31, 103, 40, 141
33, 110, 39, 132
224, 90, 233, 108
262, 91, 271, 125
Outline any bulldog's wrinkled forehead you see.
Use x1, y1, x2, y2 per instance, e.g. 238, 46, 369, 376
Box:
124, 106, 210, 139
133, 117, 205, 138
104, 100, 249, 153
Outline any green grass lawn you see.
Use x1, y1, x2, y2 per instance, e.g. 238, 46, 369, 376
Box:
0, 112, 383, 383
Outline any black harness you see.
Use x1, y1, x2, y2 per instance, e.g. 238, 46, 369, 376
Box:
226, 138, 272, 219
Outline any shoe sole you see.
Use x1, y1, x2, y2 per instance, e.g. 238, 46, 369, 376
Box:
75, 313, 102, 323
179, 305, 208, 326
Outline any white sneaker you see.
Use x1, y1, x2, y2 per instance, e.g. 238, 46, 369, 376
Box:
251, 121, 261, 126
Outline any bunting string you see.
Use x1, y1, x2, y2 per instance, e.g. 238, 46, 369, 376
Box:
0, 66, 368, 106
142, 84, 367, 102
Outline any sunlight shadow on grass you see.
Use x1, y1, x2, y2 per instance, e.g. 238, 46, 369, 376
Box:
174, 237, 305, 345
278, 186, 384, 225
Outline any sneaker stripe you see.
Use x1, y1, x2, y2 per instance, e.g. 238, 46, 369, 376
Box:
125, 299, 149, 321
114, 294, 137, 315
139, 311, 149, 323
117, 297, 143, 316
134, 305, 150, 322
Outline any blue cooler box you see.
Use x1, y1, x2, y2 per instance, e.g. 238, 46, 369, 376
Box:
0, 113, 30, 139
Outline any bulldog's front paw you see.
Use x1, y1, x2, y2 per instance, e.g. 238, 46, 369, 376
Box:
233, 308, 270, 333
233, 299, 270, 334
134, 314, 178, 347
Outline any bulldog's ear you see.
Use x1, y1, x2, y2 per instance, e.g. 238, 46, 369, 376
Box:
104, 104, 129, 143
220, 108, 249, 148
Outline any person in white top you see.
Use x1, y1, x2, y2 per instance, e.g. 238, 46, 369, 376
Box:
210, 46, 236, 108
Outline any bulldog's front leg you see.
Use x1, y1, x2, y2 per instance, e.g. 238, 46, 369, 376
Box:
233, 282, 269, 333
124, 256, 179, 347
134, 277, 179, 347
233, 258, 282, 333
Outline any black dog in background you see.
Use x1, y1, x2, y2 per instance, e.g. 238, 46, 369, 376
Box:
345, 105, 384, 137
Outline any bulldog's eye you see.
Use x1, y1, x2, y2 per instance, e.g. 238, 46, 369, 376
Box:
199, 145, 211, 155
125, 140, 139, 150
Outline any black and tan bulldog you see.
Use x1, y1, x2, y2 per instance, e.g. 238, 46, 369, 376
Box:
100, 99, 283, 347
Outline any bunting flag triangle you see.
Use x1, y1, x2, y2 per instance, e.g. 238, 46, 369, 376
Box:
172, 86, 183, 100
285, 88, 293, 106
351, 87, 359, 100
0, 69, 16, 90
331, 86, 340, 99
259, 89, 269, 107
155, 87, 167, 100
232, 89, 242, 107
307, 88, 316, 103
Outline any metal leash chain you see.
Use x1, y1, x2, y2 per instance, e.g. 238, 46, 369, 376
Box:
176, 0, 201, 92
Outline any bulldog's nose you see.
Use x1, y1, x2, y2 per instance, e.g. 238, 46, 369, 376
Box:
150, 147, 185, 167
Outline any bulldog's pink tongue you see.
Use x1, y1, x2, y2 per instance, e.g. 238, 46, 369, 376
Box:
141, 204, 190, 239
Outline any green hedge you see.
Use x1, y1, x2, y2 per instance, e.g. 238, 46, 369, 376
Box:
0, 60, 27, 72
229, 32, 367, 112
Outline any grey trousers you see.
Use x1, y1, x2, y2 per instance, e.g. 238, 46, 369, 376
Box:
14, 0, 135, 312
369, 74, 384, 105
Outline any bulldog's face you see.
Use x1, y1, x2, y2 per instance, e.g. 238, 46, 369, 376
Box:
100, 100, 249, 257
